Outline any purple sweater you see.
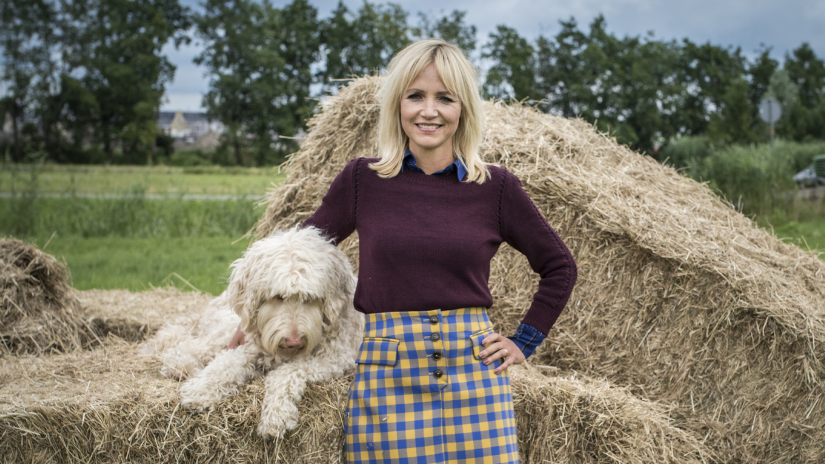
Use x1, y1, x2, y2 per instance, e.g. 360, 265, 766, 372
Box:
303, 157, 577, 334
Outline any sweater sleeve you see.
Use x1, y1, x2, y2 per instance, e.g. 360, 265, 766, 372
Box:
301, 158, 358, 245
500, 171, 577, 335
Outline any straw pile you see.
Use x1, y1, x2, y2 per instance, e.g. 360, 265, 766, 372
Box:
0, 238, 95, 355
256, 77, 825, 463
0, 314, 706, 463
80, 288, 214, 343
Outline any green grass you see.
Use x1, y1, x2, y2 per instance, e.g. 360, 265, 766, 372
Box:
33, 235, 250, 295
1, 165, 273, 295
0, 164, 285, 196
0, 195, 263, 238
768, 218, 825, 253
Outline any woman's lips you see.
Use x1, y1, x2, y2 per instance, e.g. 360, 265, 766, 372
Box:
416, 124, 441, 133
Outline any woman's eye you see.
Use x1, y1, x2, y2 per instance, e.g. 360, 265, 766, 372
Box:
407, 94, 422, 100
439, 96, 455, 103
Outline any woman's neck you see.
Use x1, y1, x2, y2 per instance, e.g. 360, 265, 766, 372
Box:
408, 144, 454, 175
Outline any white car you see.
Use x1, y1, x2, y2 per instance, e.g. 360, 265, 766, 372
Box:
793, 164, 825, 187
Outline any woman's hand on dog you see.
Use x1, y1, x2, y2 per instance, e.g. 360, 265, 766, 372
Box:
479, 332, 526, 374
228, 324, 245, 349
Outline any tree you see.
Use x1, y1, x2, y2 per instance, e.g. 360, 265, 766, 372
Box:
318, 1, 409, 90
708, 78, 757, 144
196, 0, 320, 165
675, 40, 748, 137
781, 43, 825, 141
482, 25, 535, 100
0, 0, 57, 161
411, 10, 476, 58
535, 18, 588, 118
61, 0, 191, 163
766, 68, 799, 108
785, 43, 825, 110
748, 46, 778, 109
536, 16, 684, 153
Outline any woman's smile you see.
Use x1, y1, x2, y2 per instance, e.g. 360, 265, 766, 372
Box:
416, 123, 442, 133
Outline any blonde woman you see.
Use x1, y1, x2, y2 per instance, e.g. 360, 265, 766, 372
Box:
232, 39, 577, 463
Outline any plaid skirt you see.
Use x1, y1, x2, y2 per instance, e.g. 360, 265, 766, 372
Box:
345, 307, 519, 463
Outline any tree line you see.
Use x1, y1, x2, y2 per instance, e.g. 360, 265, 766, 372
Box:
1, 0, 824, 166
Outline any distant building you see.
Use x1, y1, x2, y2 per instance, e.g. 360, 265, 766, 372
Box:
2, 112, 12, 134
157, 111, 225, 142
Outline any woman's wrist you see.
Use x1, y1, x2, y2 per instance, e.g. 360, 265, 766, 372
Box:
507, 323, 546, 359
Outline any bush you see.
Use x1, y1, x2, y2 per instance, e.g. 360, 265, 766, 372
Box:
656, 137, 825, 215
701, 144, 779, 210
165, 148, 214, 167
657, 135, 713, 174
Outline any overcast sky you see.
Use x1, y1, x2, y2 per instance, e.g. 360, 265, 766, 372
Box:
162, 0, 825, 112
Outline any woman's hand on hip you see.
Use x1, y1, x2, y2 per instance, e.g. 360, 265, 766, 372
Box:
479, 332, 525, 374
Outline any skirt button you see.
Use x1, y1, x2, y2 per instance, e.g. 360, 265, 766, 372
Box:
430, 333, 440, 341
433, 369, 443, 378
432, 352, 442, 360
429, 316, 439, 324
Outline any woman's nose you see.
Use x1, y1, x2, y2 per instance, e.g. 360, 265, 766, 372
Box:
421, 98, 438, 117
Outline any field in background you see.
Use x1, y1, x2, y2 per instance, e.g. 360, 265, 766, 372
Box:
1, 163, 272, 295
768, 218, 825, 253
0, 164, 285, 196
32, 235, 250, 295
1, 163, 822, 296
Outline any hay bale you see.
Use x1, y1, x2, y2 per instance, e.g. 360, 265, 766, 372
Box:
0, 240, 202, 354
255, 77, 825, 463
0, 332, 707, 463
80, 288, 214, 343
0, 238, 96, 355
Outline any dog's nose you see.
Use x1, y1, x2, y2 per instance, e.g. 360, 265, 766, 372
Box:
284, 335, 304, 349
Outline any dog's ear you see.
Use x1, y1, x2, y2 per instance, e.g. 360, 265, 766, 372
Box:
320, 248, 357, 330
226, 253, 256, 332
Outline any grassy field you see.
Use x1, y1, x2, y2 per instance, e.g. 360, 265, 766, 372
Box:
1, 196, 263, 238
32, 235, 250, 295
769, 218, 825, 253
0, 164, 285, 196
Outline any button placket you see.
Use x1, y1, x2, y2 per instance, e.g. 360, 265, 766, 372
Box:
428, 311, 447, 385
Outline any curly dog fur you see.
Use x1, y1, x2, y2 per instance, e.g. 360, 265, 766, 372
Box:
145, 226, 363, 438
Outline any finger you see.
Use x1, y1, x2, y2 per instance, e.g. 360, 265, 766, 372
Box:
481, 332, 501, 347
479, 341, 504, 359
494, 355, 515, 374
483, 345, 509, 364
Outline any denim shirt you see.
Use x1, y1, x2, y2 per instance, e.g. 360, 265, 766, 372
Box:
401, 148, 466, 181
401, 149, 547, 358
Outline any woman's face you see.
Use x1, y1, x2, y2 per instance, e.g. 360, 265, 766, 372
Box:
400, 63, 462, 158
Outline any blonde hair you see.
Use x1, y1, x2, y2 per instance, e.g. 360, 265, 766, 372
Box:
369, 39, 489, 184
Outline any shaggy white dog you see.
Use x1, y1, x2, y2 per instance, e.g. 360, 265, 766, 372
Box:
145, 226, 363, 438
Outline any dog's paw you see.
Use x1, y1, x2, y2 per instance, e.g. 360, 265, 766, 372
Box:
179, 381, 222, 412
180, 395, 218, 412
257, 402, 300, 438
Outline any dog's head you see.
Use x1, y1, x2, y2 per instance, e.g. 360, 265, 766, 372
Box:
226, 226, 355, 358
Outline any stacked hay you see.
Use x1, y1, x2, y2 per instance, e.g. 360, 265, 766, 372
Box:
256, 77, 825, 463
0, 238, 96, 355
80, 288, 214, 342
0, 335, 706, 463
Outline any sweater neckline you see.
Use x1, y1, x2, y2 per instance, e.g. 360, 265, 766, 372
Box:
393, 169, 465, 186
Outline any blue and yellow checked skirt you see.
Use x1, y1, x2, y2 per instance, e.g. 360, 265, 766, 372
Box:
345, 307, 519, 463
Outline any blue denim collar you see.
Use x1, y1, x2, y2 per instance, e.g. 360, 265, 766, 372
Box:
401, 148, 467, 181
